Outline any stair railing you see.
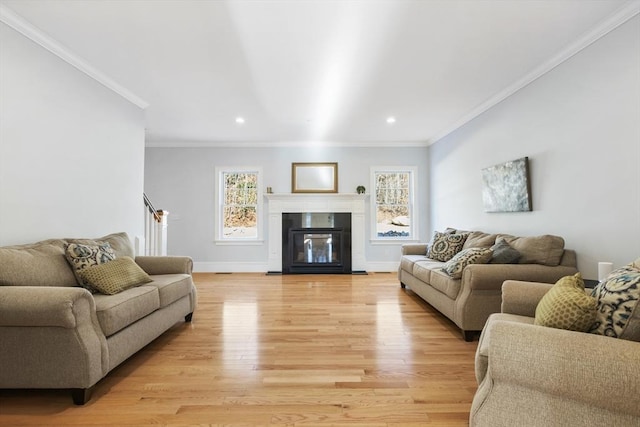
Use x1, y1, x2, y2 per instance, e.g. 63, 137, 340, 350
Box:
143, 193, 168, 256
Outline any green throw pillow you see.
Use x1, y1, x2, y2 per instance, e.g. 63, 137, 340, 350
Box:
427, 231, 468, 262
535, 273, 597, 332
79, 257, 152, 295
442, 247, 493, 279
589, 263, 640, 341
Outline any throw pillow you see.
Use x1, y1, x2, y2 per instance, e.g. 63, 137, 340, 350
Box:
500, 234, 565, 266
589, 264, 640, 341
489, 238, 521, 264
65, 242, 116, 291
535, 273, 597, 332
79, 257, 152, 295
426, 231, 469, 262
462, 231, 497, 250
442, 247, 493, 279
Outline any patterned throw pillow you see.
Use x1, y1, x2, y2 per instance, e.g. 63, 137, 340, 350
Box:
535, 273, 597, 332
65, 242, 116, 291
489, 238, 521, 264
589, 264, 640, 341
426, 231, 469, 262
442, 247, 493, 279
79, 257, 152, 295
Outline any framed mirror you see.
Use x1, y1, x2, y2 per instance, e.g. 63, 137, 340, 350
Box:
291, 162, 338, 193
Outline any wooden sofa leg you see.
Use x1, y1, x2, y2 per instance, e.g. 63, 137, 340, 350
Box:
185, 312, 193, 322
400, 282, 406, 289
71, 387, 93, 405
462, 330, 476, 342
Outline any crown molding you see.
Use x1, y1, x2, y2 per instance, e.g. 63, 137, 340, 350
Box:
0, 4, 149, 109
428, 0, 640, 145
145, 139, 429, 148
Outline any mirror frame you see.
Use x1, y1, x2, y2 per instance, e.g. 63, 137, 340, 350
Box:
291, 162, 338, 193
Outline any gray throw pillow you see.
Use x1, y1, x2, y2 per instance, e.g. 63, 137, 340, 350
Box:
490, 238, 521, 264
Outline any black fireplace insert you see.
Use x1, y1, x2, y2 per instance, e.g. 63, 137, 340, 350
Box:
282, 213, 351, 274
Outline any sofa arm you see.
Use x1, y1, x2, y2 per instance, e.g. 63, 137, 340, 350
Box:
0, 286, 94, 327
501, 280, 553, 317
135, 256, 193, 275
401, 243, 428, 256
0, 286, 108, 390
462, 263, 577, 291
471, 321, 640, 425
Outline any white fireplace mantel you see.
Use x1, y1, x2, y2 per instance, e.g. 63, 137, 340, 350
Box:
265, 193, 367, 272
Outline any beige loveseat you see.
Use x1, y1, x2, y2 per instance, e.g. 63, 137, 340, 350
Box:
471, 278, 640, 426
398, 229, 578, 340
0, 232, 197, 404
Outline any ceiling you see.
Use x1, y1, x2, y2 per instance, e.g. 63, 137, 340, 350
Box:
1, 0, 634, 147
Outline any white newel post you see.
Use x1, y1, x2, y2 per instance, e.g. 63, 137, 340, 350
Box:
143, 204, 169, 256
157, 210, 169, 256
265, 193, 367, 272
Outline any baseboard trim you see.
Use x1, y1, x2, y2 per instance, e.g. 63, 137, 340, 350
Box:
193, 262, 269, 273
193, 261, 399, 273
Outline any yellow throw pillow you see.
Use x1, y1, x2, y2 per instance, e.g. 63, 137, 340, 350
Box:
535, 273, 597, 332
79, 257, 152, 295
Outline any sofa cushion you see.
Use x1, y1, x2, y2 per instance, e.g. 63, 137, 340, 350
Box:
400, 254, 429, 273
589, 264, 640, 341
0, 239, 77, 287
534, 274, 597, 332
427, 231, 468, 262
489, 238, 522, 264
64, 242, 116, 291
67, 232, 135, 259
412, 260, 444, 283
429, 268, 462, 300
462, 231, 497, 250
79, 257, 152, 295
442, 247, 493, 279
146, 274, 193, 308
93, 286, 160, 337
500, 234, 565, 266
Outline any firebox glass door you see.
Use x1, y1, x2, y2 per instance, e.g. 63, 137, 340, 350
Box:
292, 231, 341, 265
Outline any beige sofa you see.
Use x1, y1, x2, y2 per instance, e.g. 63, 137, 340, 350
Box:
0, 232, 197, 404
398, 229, 578, 340
471, 280, 640, 426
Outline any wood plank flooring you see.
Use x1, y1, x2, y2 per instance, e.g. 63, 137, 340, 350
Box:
0, 273, 478, 426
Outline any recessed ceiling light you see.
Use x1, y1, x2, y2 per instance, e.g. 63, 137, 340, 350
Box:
235, 117, 245, 124
386, 116, 396, 124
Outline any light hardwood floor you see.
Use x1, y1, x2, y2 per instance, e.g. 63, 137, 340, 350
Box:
0, 273, 479, 426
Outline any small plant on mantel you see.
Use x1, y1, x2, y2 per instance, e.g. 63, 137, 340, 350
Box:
356, 186, 366, 194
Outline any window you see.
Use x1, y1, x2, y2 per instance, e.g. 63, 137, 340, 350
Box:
216, 167, 262, 242
371, 167, 416, 241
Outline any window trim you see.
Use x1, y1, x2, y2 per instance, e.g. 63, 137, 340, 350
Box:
370, 166, 418, 243
215, 166, 264, 244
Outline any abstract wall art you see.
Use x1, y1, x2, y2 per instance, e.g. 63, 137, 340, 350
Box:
481, 157, 532, 212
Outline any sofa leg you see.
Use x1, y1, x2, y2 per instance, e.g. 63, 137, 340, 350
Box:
462, 330, 476, 342
400, 282, 406, 289
185, 312, 193, 323
71, 387, 93, 405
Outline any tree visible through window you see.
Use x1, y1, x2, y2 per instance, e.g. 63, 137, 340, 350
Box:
222, 171, 258, 239
373, 169, 414, 238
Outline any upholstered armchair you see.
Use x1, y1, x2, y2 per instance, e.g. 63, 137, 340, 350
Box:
470, 278, 640, 426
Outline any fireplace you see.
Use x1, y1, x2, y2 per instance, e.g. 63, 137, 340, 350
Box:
282, 213, 351, 274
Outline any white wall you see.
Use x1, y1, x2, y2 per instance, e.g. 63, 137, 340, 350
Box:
144, 146, 428, 271
0, 22, 146, 245
428, 16, 640, 279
